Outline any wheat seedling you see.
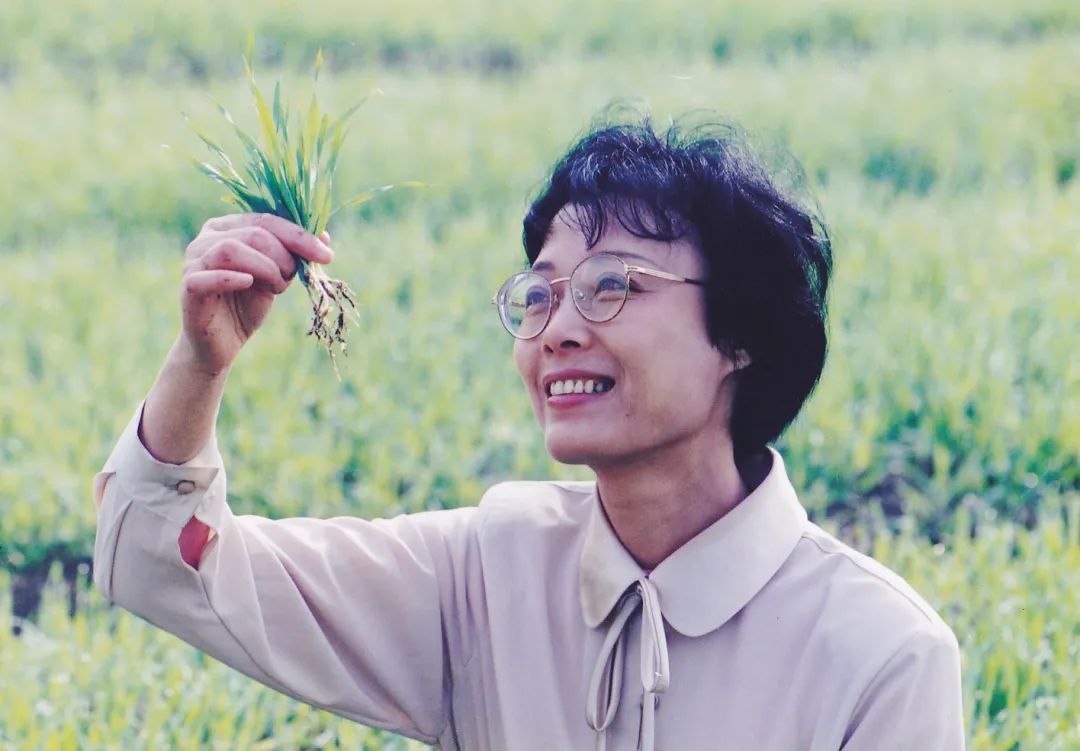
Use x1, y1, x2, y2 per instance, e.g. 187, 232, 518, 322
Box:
187, 35, 408, 371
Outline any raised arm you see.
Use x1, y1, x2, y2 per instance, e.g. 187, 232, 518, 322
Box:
136, 213, 333, 565
93, 216, 474, 746
140, 212, 333, 465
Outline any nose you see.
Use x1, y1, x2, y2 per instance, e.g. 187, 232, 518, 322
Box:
540, 284, 591, 353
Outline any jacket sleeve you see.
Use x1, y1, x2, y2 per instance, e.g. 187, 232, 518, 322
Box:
93, 403, 478, 747
841, 623, 966, 750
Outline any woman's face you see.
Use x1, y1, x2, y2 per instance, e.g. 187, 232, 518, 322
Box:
514, 208, 744, 469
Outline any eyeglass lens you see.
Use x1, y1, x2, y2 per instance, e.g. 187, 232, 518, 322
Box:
498, 254, 629, 338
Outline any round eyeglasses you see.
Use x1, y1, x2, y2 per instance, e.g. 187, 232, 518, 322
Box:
493, 252, 706, 339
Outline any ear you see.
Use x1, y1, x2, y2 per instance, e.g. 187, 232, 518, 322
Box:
733, 348, 752, 371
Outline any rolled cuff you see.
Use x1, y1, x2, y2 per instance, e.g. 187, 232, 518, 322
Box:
92, 400, 226, 599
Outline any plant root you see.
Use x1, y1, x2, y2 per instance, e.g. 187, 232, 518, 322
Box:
299, 261, 359, 378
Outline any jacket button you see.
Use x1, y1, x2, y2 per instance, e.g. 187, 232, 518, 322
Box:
176, 480, 196, 495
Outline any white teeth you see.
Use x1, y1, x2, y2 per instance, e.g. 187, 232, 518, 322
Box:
547, 378, 613, 396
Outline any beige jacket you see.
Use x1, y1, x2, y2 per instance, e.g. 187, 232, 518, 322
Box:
94, 403, 965, 750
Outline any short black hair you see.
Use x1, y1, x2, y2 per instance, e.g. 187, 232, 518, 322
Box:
522, 112, 832, 457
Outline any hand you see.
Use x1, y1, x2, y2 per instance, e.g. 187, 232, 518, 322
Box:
179, 213, 334, 375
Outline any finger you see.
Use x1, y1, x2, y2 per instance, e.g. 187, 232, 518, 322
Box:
186, 227, 295, 281
202, 214, 333, 264
319, 230, 331, 245
183, 270, 254, 297
211, 226, 297, 281
197, 240, 289, 293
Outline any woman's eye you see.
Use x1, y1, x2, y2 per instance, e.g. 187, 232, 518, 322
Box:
525, 287, 550, 308
594, 275, 627, 294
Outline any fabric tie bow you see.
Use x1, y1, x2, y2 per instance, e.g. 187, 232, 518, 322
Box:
586, 577, 670, 751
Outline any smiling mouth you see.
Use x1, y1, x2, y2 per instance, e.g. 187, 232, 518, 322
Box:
545, 377, 616, 397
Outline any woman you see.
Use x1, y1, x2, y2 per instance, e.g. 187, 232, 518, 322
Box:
93, 118, 964, 749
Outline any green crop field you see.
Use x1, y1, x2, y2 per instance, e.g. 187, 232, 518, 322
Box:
1, 0, 1077, 748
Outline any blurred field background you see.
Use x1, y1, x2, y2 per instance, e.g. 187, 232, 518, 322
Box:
1, 0, 1078, 748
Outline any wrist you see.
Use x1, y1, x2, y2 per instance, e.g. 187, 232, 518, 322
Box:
140, 336, 230, 465
171, 333, 233, 383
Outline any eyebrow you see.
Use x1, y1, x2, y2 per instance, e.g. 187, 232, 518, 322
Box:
530, 250, 663, 273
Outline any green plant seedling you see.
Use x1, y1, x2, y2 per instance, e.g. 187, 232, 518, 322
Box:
187, 33, 417, 370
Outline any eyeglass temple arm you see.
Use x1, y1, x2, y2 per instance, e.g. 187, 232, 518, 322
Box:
627, 266, 707, 286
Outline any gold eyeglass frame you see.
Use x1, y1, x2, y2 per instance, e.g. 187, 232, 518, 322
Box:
492, 252, 706, 339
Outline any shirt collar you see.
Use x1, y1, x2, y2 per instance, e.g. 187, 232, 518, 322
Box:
578, 447, 808, 637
